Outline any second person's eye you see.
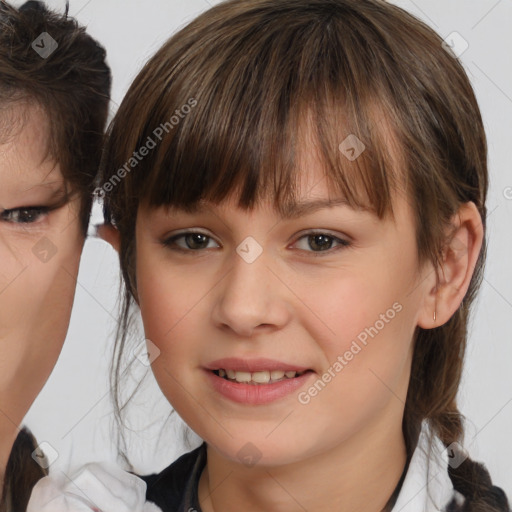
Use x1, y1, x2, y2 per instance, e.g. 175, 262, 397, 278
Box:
1, 207, 49, 224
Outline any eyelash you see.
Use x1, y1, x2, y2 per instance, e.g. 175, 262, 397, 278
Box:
0, 206, 50, 225
162, 230, 351, 256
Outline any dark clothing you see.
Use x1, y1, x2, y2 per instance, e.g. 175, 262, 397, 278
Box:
143, 444, 207, 512
142, 443, 407, 512
141, 431, 510, 512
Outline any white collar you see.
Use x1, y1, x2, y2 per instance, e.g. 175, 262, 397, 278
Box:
391, 422, 462, 512
28, 422, 460, 512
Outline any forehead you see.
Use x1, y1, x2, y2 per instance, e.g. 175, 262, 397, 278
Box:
0, 102, 63, 194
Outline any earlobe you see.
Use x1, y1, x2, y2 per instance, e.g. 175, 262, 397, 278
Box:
96, 224, 121, 253
418, 201, 483, 329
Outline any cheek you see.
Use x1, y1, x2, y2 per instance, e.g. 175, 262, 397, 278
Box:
136, 250, 210, 351
290, 253, 418, 412
137, 270, 205, 393
0, 223, 83, 393
292, 268, 409, 355
135, 250, 219, 413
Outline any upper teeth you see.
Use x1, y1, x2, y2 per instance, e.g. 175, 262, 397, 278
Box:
218, 369, 303, 383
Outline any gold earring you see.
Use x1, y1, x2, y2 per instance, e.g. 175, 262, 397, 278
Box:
433, 309, 436, 322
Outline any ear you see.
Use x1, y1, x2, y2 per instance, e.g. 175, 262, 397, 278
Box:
417, 201, 484, 329
96, 224, 121, 253
95, 223, 141, 305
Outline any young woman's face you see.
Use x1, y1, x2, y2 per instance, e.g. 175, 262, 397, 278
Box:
0, 104, 84, 427
135, 146, 435, 466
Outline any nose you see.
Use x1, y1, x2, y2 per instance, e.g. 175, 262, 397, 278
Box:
211, 250, 292, 338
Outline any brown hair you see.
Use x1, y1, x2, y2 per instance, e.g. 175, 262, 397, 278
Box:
1, 428, 48, 512
100, 0, 509, 509
0, 0, 110, 508
0, 0, 111, 233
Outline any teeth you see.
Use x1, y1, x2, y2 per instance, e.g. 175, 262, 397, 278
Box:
234, 371, 251, 383
252, 371, 271, 384
217, 369, 304, 384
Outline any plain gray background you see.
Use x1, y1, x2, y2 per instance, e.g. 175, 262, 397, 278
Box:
17, 0, 512, 497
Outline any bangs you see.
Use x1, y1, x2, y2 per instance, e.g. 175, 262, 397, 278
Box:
144, 96, 398, 221
107, 1, 409, 224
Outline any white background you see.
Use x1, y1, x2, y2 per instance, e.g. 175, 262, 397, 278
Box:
17, 0, 512, 497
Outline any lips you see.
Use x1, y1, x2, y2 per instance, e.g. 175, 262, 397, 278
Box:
204, 358, 314, 404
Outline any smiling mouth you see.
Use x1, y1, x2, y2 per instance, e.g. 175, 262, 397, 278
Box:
212, 369, 312, 385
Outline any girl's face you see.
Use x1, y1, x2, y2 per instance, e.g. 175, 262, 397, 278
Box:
0, 104, 84, 430
135, 146, 436, 466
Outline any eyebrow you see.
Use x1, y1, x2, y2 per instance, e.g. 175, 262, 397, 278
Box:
21, 180, 66, 194
279, 198, 367, 219
23, 179, 64, 190
15, 182, 70, 205
166, 197, 370, 219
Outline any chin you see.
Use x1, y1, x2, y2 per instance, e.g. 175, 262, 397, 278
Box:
202, 432, 312, 469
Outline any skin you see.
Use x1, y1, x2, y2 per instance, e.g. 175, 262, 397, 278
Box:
102, 136, 483, 512
0, 103, 84, 484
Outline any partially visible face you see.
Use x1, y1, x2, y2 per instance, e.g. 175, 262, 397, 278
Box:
0, 103, 84, 425
135, 141, 434, 466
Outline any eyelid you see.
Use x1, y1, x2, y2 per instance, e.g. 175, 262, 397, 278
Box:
163, 228, 218, 240
162, 229, 222, 250
0, 206, 50, 224
291, 229, 351, 244
161, 228, 351, 257
290, 230, 352, 254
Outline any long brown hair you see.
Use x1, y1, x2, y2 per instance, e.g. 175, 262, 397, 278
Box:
100, 1, 509, 509
1, 429, 47, 512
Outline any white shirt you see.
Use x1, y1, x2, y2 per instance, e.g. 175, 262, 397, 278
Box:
27, 461, 162, 512
391, 422, 464, 511
28, 422, 462, 512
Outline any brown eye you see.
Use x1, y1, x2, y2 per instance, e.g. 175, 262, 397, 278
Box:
163, 231, 220, 251
293, 232, 351, 254
185, 233, 210, 249
308, 234, 334, 251
1, 207, 48, 224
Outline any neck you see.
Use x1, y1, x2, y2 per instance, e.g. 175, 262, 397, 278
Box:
199, 415, 407, 512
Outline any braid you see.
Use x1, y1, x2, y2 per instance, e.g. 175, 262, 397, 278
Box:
404, 278, 509, 512
445, 453, 510, 512
432, 415, 510, 512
